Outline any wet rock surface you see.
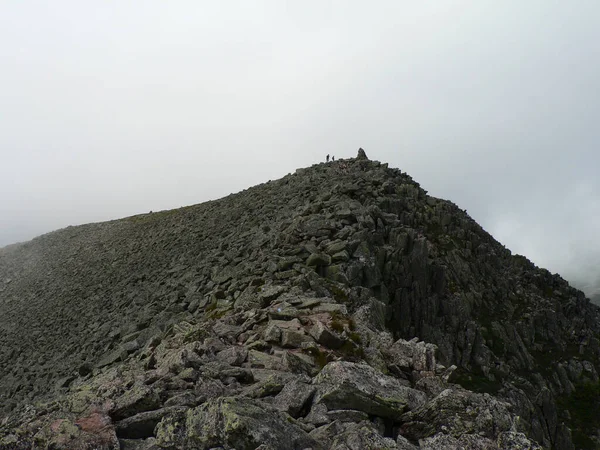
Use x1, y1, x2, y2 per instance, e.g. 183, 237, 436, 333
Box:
1, 150, 599, 448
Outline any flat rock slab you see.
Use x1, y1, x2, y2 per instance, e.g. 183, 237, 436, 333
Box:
181, 397, 320, 450
115, 406, 186, 439
400, 388, 513, 441
272, 379, 316, 418
313, 361, 427, 419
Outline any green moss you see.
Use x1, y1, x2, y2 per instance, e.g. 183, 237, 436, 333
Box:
205, 307, 231, 320
204, 301, 218, 313
183, 326, 209, 344
348, 332, 362, 345
348, 318, 357, 331
330, 319, 345, 333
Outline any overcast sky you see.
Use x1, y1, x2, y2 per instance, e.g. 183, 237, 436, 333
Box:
1, 1, 599, 294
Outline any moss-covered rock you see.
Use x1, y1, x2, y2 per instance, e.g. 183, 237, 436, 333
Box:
184, 397, 320, 450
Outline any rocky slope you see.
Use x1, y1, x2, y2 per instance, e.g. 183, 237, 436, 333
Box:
1, 149, 599, 449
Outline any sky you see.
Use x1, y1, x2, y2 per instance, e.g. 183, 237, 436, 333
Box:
1, 1, 599, 295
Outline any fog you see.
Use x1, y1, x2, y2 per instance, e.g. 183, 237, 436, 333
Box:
1, 1, 599, 295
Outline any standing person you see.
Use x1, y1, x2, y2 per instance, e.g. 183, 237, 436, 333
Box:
326, 154, 330, 162
332, 156, 335, 161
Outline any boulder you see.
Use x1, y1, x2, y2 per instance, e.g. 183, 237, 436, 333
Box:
306, 253, 332, 267
110, 383, 161, 421
313, 361, 427, 419
418, 433, 498, 450
330, 420, 397, 450
183, 397, 320, 449
272, 379, 316, 418
310, 321, 344, 349
115, 407, 186, 439
400, 388, 513, 441
215, 346, 248, 366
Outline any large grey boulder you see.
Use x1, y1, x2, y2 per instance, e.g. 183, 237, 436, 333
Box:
312, 361, 427, 419
272, 379, 316, 418
400, 388, 513, 441
181, 397, 319, 450
330, 420, 397, 450
419, 433, 498, 450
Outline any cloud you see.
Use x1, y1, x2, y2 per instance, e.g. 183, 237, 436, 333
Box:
1, 1, 599, 295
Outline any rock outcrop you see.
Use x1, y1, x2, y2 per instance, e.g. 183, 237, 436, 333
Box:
1, 149, 599, 449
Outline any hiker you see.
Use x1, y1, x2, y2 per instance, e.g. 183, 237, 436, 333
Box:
332, 155, 335, 161
326, 154, 330, 162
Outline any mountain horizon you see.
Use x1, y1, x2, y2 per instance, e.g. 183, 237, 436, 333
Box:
1, 149, 599, 449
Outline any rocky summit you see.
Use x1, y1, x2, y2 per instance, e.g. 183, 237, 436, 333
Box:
1, 149, 599, 449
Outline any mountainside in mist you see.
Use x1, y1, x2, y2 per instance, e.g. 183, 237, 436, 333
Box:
1, 150, 600, 449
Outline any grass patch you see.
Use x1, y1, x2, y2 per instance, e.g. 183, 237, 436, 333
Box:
328, 283, 349, 303
338, 340, 365, 362
330, 319, 345, 333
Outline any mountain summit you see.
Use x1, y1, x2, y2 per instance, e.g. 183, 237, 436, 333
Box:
1, 150, 599, 449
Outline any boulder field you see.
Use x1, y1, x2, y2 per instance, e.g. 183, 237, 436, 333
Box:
1, 150, 599, 449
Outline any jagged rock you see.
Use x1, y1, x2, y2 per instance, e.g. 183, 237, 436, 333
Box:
199, 362, 254, 383
246, 349, 283, 370
280, 329, 314, 348
194, 378, 227, 404
414, 376, 447, 397
330, 420, 397, 450
181, 397, 320, 449
400, 388, 513, 441
215, 346, 248, 366
97, 348, 128, 368
418, 433, 497, 449
325, 409, 369, 423
263, 323, 282, 343
272, 379, 316, 417
282, 350, 316, 376
156, 342, 203, 376
308, 420, 345, 444
1, 154, 595, 449
304, 402, 330, 426
497, 431, 543, 449
397, 434, 419, 449
243, 370, 298, 398
310, 321, 345, 349
115, 407, 186, 439
110, 383, 161, 421
306, 253, 332, 267
118, 437, 160, 449
313, 361, 427, 419
331, 250, 350, 263
211, 321, 242, 341
163, 391, 198, 407
384, 338, 437, 373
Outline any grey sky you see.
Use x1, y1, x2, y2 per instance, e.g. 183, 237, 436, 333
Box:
1, 2, 599, 294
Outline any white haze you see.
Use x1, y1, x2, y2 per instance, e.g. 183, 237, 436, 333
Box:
1, 1, 599, 296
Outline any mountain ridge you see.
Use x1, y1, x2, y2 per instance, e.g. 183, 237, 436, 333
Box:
1, 150, 599, 449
